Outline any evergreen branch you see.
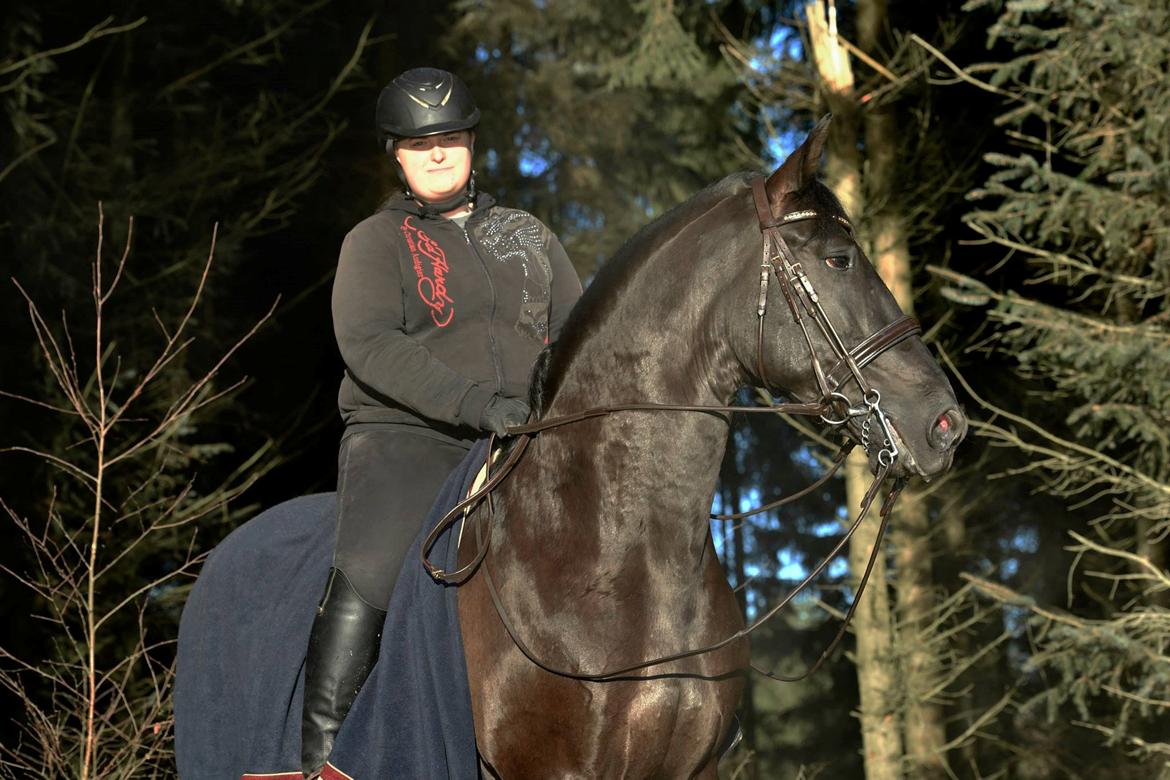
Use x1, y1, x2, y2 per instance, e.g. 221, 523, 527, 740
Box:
908, 33, 1058, 124
908, 33, 1014, 100
921, 631, 1011, 703
159, 0, 333, 96
940, 347, 1170, 501
0, 17, 147, 77
959, 573, 1084, 629
962, 222, 1164, 293
929, 267, 1169, 339
931, 689, 1013, 756
0, 138, 55, 185
1071, 721, 1170, 757
1067, 531, 1170, 590
285, 15, 374, 134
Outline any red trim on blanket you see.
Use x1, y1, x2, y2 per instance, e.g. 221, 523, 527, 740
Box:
321, 763, 355, 780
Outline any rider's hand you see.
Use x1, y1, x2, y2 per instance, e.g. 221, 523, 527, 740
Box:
480, 395, 530, 436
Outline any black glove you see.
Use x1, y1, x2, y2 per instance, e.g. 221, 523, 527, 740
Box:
480, 395, 530, 436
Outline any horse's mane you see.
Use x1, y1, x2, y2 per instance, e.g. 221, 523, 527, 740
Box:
527, 172, 851, 415
529, 172, 755, 414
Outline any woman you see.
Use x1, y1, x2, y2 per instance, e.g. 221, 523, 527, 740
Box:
302, 67, 582, 775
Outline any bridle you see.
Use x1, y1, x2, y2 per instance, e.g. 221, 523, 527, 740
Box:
420, 175, 923, 682
749, 176, 920, 470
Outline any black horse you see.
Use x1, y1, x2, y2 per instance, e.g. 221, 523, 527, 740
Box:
175, 118, 964, 779
455, 118, 963, 778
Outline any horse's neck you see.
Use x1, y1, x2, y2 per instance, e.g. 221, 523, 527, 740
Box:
532, 255, 744, 560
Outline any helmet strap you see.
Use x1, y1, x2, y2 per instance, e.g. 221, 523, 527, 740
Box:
416, 190, 471, 217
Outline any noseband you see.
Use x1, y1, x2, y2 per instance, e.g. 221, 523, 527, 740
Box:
420, 175, 925, 682
749, 176, 921, 468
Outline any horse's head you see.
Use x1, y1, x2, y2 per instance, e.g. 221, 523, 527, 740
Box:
739, 116, 965, 480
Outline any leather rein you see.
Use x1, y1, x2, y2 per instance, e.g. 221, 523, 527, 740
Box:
420, 175, 922, 682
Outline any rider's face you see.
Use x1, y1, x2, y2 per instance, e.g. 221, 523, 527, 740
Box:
394, 131, 473, 203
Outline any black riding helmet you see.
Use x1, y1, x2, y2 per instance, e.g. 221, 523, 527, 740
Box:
376, 67, 480, 148
377, 67, 480, 213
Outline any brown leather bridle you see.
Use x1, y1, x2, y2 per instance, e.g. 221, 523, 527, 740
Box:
420, 175, 923, 682
749, 176, 921, 468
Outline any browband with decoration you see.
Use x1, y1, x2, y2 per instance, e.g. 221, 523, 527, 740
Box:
779, 209, 854, 233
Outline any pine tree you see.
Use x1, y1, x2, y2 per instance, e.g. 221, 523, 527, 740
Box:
942, 0, 1170, 774
719, 2, 1019, 775
443, 0, 753, 271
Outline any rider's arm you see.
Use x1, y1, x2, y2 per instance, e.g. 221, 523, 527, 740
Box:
331, 219, 495, 427
545, 233, 583, 343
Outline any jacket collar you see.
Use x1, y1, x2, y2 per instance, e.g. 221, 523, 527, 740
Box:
380, 191, 496, 221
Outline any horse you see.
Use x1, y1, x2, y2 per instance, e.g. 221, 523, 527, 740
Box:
452, 117, 964, 778
174, 117, 965, 779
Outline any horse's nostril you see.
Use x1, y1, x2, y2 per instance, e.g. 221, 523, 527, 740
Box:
929, 409, 965, 450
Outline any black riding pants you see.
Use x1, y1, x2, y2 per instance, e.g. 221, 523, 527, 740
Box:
332, 428, 471, 609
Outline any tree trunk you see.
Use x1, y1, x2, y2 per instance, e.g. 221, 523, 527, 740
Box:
807, 4, 903, 778
844, 456, 903, 780
806, 1, 861, 218
891, 496, 947, 778
729, 483, 758, 778
719, 445, 758, 776
854, 1, 950, 776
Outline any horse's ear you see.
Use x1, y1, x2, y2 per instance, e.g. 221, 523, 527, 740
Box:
765, 114, 832, 207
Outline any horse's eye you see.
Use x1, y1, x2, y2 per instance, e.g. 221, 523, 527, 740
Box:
824, 255, 852, 271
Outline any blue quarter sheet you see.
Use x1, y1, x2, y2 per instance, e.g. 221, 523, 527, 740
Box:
175, 439, 487, 779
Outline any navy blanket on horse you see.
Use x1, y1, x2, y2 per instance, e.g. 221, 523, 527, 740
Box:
175, 440, 487, 779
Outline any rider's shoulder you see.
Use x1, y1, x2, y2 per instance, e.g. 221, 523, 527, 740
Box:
346, 200, 417, 242
475, 203, 554, 239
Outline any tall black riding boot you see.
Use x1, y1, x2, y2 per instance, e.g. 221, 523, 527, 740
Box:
301, 568, 387, 777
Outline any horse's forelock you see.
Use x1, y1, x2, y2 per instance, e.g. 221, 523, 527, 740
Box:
788, 180, 852, 241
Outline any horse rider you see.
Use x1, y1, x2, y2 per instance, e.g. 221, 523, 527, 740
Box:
301, 66, 583, 776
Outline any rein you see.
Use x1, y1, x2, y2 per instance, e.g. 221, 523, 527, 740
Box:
420, 400, 830, 585
419, 175, 921, 682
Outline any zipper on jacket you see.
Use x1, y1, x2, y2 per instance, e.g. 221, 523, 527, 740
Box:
462, 224, 505, 394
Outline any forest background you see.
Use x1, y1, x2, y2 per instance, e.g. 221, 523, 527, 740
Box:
1, 0, 1167, 777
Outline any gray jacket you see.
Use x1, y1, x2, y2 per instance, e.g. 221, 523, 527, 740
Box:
332, 192, 582, 437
